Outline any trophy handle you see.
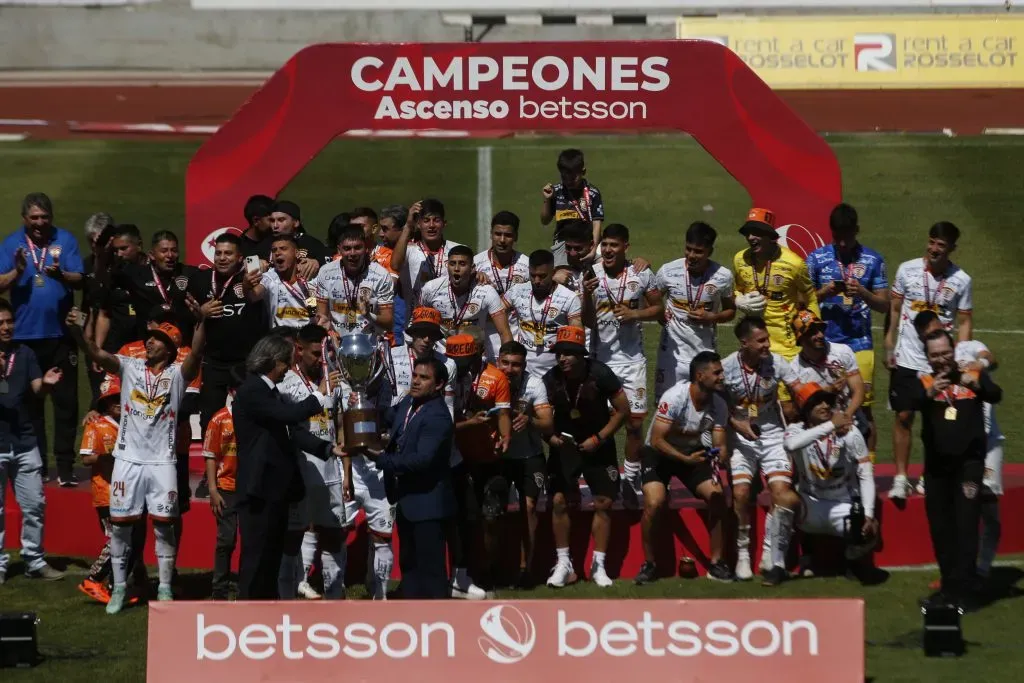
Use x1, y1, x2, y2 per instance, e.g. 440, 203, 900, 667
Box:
368, 339, 389, 386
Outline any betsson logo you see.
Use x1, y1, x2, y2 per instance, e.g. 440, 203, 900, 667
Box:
478, 604, 536, 664
350, 56, 670, 123
194, 610, 819, 662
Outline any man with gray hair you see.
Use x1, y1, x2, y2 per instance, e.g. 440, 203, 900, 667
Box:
233, 333, 340, 599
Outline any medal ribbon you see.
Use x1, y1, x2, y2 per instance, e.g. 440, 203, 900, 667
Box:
684, 262, 707, 312
448, 282, 475, 330
751, 259, 774, 296
342, 267, 367, 318
740, 359, 761, 408
1, 349, 17, 380
923, 266, 946, 311
402, 402, 424, 434
528, 294, 554, 349
601, 266, 628, 307
563, 378, 584, 417
150, 264, 172, 309
143, 366, 167, 403
567, 185, 592, 222
812, 434, 835, 478
419, 243, 445, 278
211, 268, 240, 300
488, 250, 514, 294
281, 276, 310, 307
25, 238, 49, 274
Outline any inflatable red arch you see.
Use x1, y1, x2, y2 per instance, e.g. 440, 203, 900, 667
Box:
184, 41, 841, 264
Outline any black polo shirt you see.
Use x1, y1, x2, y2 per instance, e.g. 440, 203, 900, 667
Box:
543, 358, 622, 457
186, 266, 268, 364
546, 180, 605, 241
240, 230, 273, 260
0, 344, 42, 454
113, 261, 200, 345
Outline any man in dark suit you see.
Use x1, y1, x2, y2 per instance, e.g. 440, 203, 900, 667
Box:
368, 356, 456, 599
233, 333, 337, 600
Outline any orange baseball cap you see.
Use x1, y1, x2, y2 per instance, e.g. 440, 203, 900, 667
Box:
406, 306, 443, 337
792, 310, 827, 340
739, 207, 779, 238
146, 322, 182, 355
99, 374, 121, 402
445, 333, 479, 358
551, 326, 588, 355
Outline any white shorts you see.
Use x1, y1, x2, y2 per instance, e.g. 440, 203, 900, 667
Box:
729, 429, 792, 486
655, 348, 691, 402
288, 458, 346, 530
798, 495, 851, 537
344, 463, 395, 537
109, 459, 178, 521
608, 361, 647, 417
984, 441, 1004, 496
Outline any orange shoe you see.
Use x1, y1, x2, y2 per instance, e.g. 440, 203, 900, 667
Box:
928, 578, 941, 591
78, 578, 111, 604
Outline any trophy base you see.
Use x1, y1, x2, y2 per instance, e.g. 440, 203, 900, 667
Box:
343, 407, 381, 451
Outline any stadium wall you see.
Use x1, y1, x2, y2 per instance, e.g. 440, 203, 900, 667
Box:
0, 0, 1017, 71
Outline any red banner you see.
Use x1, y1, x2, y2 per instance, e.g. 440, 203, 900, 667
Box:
184, 41, 841, 264
148, 599, 863, 682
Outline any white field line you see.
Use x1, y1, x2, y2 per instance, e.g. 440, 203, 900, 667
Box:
640, 321, 1024, 335
477, 145, 492, 252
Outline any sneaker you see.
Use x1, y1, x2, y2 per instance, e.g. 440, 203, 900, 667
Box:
634, 561, 658, 586
761, 566, 787, 587
106, 585, 127, 615
26, 563, 65, 581
888, 474, 912, 500
57, 473, 80, 488
78, 578, 112, 604
915, 478, 926, 496
157, 585, 174, 601
735, 552, 753, 581
546, 562, 578, 588
195, 476, 210, 499
451, 574, 488, 600
590, 562, 613, 588
297, 581, 323, 600
706, 561, 735, 583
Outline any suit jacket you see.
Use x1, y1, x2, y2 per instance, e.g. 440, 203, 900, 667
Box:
233, 373, 329, 503
378, 393, 456, 523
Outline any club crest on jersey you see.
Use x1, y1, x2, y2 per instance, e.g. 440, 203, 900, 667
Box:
512, 275, 527, 284
627, 282, 639, 292
157, 378, 172, 393
760, 376, 775, 390
233, 283, 245, 298
634, 388, 645, 401
359, 287, 372, 302
174, 276, 188, 291
704, 283, 718, 296
476, 386, 489, 398
465, 303, 480, 315
772, 274, 785, 287
534, 472, 546, 490
606, 466, 619, 482
852, 264, 867, 278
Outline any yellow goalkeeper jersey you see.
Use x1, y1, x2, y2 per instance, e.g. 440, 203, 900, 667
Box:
733, 246, 820, 359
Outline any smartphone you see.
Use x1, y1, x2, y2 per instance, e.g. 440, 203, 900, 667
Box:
486, 407, 504, 416
244, 255, 262, 274
584, 266, 597, 280
832, 279, 847, 293
560, 432, 577, 445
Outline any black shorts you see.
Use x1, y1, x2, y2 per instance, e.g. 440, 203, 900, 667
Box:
889, 366, 921, 412
639, 446, 716, 497
547, 444, 619, 500
470, 455, 547, 519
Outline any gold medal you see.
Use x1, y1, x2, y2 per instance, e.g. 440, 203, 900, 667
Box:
33, 273, 45, 287
347, 310, 357, 326
305, 296, 317, 310
748, 403, 759, 419
944, 406, 957, 421
570, 409, 582, 420
841, 294, 853, 306
534, 330, 545, 348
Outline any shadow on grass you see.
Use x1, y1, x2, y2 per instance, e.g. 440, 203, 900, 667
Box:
975, 566, 1024, 610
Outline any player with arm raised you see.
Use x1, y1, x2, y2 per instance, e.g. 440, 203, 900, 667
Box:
67, 296, 208, 614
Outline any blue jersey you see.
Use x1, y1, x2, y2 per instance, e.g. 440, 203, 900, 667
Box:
0, 227, 84, 341
806, 243, 887, 352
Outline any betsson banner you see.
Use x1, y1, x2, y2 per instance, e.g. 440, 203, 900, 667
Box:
148, 600, 864, 682
677, 14, 1024, 88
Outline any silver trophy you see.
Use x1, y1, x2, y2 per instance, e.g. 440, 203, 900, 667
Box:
335, 333, 386, 450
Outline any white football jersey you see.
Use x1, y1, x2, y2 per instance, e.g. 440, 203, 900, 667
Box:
590, 262, 654, 365
312, 260, 394, 339
786, 421, 871, 504
475, 249, 529, 356
419, 275, 504, 358
646, 380, 728, 454
721, 351, 799, 436
506, 372, 550, 461
892, 257, 972, 373
955, 340, 1003, 442
278, 367, 342, 484
656, 258, 734, 361
260, 269, 314, 328
789, 342, 860, 410
401, 240, 464, 305
115, 356, 187, 465
502, 282, 582, 376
